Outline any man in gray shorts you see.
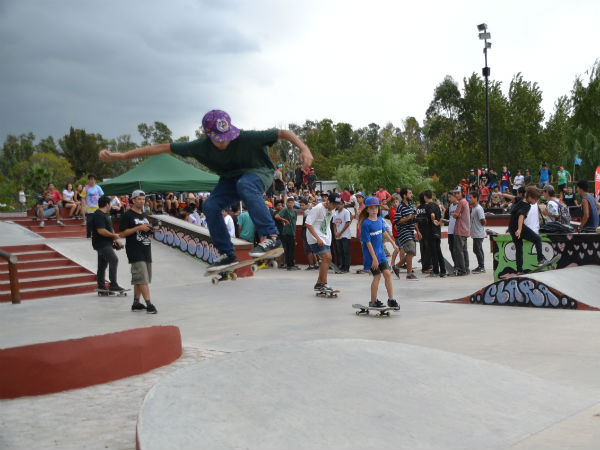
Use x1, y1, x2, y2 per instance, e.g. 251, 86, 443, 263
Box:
119, 190, 157, 314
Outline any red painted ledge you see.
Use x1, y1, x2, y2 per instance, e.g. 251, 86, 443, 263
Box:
0, 326, 182, 399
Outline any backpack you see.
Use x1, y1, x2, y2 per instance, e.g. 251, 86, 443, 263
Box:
556, 200, 571, 225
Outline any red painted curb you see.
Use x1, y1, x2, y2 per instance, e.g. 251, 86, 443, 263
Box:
0, 326, 182, 399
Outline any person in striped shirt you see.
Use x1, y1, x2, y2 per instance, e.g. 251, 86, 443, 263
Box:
393, 187, 418, 280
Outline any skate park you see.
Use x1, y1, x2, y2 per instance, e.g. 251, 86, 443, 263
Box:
1, 218, 600, 450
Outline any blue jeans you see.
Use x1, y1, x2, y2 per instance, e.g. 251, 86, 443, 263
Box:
203, 174, 278, 255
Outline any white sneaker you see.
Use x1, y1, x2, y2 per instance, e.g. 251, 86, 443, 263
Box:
39, 221, 45, 228
56, 220, 65, 227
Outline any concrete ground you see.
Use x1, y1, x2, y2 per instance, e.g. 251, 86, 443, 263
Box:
1, 226, 599, 449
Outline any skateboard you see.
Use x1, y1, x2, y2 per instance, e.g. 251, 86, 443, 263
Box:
315, 289, 340, 298
500, 254, 561, 279
205, 248, 284, 285
96, 288, 131, 297
352, 303, 400, 317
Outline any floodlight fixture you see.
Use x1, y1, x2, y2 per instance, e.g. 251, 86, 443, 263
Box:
477, 23, 487, 31
479, 32, 491, 40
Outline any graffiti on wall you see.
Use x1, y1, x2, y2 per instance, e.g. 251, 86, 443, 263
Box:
493, 237, 555, 279
493, 233, 600, 280
550, 237, 600, 266
470, 278, 578, 309
153, 224, 219, 264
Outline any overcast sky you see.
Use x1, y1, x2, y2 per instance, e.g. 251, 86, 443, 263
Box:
1, 0, 599, 144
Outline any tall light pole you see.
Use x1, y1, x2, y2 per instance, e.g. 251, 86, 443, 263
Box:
478, 23, 492, 171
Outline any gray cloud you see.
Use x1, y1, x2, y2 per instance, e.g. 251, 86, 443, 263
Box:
0, 0, 265, 143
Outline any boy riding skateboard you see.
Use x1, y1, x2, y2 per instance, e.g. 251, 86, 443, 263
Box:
99, 110, 313, 271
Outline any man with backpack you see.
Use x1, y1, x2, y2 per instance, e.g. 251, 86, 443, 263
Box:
542, 185, 570, 225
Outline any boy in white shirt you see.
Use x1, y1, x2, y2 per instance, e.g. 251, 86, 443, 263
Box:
333, 197, 352, 273
222, 209, 235, 238
305, 193, 338, 292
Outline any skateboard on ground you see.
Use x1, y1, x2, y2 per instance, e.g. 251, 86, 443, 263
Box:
205, 248, 284, 285
352, 304, 400, 317
500, 254, 561, 279
96, 288, 131, 297
315, 289, 340, 298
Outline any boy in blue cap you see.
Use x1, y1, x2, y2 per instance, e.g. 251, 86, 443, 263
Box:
100, 110, 313, 271
358, 196, 399, 308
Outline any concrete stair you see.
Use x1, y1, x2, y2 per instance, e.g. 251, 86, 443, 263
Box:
0, 244, 97, 302
4, 215, 87, 239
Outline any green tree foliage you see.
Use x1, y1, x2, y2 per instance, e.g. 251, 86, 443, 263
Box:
566, 60, 600, 178
59, 127, 111, 179
13, 153, 75, 193
0, 133, 36, 176
36, 136, 60, 156
137, 121, 173, 146
335, 138, 432, 194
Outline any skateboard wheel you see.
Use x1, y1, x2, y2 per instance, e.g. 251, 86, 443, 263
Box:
231, 273, 238, 281
355, 311, 360, 316
211, 277, 219, 285
376, 313, 381, 318
269, 260, 278, 269
251, 264, 258, 272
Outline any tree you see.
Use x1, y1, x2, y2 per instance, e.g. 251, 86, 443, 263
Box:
137, 121, 173, 146
0, 133, 36, 177
335, 138, 432, 194
334, 122, 353, 150
13, 153, 75, 193
59, 127, 111, 179
36, 136, 60, 156
365, 123, 381, 151
567, 60, 600, 178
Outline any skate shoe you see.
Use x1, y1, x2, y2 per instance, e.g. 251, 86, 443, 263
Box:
249, 236, 282, 258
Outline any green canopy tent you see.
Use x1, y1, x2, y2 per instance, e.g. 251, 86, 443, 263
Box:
100, 153, 219, 195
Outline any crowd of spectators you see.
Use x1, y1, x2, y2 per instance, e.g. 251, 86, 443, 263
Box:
27, 160, 599, 277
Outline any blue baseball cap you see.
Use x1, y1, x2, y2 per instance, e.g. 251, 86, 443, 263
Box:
364, 196, 380, 206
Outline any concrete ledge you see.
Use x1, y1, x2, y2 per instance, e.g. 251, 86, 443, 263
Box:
150, 214, 254, 277
0, 326, 182, 399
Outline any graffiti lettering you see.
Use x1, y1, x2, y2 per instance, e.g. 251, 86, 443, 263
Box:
153, 224, 219, 264
471, 278, 578, 309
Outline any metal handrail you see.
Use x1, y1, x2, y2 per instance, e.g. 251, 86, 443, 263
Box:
0, 249, 20, 304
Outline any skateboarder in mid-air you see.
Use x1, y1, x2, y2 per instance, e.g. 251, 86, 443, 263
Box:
358, 197, 399, 308
99, 110, 313, 271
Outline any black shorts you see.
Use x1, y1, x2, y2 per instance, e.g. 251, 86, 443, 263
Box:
370, 261, 390, 276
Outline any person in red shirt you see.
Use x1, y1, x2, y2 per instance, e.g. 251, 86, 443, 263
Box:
388, 196, 402, 277
375, 185, 391, 205
47, 182, 62, 204
478, 182, 490, 208
340, 187, 351, 203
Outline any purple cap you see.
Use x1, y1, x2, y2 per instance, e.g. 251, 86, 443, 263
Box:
202, 110, 240, 143
364, 196, 380, 206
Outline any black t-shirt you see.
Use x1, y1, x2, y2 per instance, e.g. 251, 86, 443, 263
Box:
91, 209, 114, 250
509, 197, 530, 233
487, 172, 498, 184
120, 209, 152, 263
415, 203, 430, 236
272, 209, 284, 234
563, 193, 576, 207
425, 202, 442, 238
